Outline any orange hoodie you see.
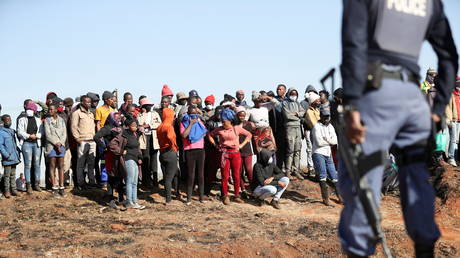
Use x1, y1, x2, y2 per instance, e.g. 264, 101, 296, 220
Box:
157, 108, 178, 152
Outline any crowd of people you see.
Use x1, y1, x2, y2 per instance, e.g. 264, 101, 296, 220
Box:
0, 71, 458, 210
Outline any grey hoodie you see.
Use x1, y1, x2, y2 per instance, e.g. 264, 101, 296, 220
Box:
282, 88, 305, 127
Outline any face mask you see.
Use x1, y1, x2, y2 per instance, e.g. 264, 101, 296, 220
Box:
26, 110, 34, 117
57, 107, 64, 113
3, 122, 11, 128
289, 96, 298, 101
206, 104, 214, 110
268, 157, 273, 164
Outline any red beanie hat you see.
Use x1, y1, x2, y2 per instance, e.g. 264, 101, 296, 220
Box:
205, 95, 215, 105
161, 84, 173, 97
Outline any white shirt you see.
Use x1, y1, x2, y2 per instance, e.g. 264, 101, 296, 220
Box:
311, 121, 337, 157
248, 99, 279, 127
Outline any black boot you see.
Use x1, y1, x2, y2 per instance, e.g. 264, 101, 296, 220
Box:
332, 182, 343, 204
415, 243, 435, 258
33, 183, 42, 192
319, 181, 330, 206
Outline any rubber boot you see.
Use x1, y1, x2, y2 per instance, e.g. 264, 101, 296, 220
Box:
319, 181, 330, 206
332, 182, 343, 204
26, 183, 33, 195
415, 243, 435, 258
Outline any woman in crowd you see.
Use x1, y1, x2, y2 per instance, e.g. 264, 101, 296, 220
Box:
17, 102, 43, 194
157, 108, 181, 205
94, 112, 124, 203
44, 104, 68, 197
121, 118, 145, 209
235, 106, 255, 196
180, 105, 207, 204
208, 109, 252, 205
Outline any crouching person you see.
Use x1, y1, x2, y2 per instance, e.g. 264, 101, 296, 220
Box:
0, 115, 21, 198
252, 149, 289, 209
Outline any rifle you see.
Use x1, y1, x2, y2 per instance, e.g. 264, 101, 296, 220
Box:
320, 68, 336, 93
336, 113, 393, 258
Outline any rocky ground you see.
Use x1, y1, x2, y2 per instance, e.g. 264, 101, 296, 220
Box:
0, 166, 459, 258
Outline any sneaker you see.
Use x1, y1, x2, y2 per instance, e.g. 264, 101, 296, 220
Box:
294, 172, 305, 180
233, 196, 244, 203
124, 201, 135, 209
199, 196, 209, 203
447, 159, 457, 167
52, 190, 61, 198
33, 184, 42, 192
11, 190, 18, 196
109, 200, 118, 209
256, 198, 265, 207
271, 199, 281, 209
133, 202, 146, 210
222, 195, 230, 205
59, 189, 67, 197
0, 192, 4, 199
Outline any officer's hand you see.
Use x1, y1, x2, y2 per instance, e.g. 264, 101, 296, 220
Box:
346, 111, 366, 144
431, 113, 441, 123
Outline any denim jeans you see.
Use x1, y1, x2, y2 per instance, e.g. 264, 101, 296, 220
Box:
125, 159, 139, 204
312, 153, 338, 182
448, 122, 459, 159
253, 176, 290, 201
22, 142, 42, 184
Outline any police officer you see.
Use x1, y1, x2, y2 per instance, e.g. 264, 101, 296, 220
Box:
339, 0, 458, 257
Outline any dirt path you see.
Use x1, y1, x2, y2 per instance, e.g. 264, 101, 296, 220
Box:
0, 173, 458, 257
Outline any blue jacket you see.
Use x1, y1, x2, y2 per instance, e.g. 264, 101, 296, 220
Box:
0, 126, 21, 166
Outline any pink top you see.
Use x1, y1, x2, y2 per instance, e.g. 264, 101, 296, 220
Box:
209, 126, 252, 149
180, 121, 205, 150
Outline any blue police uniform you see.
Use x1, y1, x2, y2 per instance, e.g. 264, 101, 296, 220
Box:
339, 0, 458, 256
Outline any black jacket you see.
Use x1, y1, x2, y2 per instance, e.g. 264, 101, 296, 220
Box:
252, 150, 284, 190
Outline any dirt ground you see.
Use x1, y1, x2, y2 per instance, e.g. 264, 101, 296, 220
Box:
0, 166, 459, 258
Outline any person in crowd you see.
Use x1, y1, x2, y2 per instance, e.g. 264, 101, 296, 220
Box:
95, 91, 115, 131
17, 102, 43, 194
121, 118, 145, 209
95, 112, 124, 203
203, 95, 215, 122
449, 76, 460, 166
16, 99, 34, 127
271, 84, 287, 169
178, 95, 202, 119
16, 173, 26, 192
161, 84, 174, 102
158, 96, 172, 120
446, 88, 458, 166
300, 85, 319, 176
44, 104, 68, 197
235, 106, 255, 195
137, 98, 162, 189
282, 88, 305, 180
157, 108, 181, 204
208, 109, 252, 205
0, 114, 21, 198
204, 106, 223, 196
37, 92, 58, 118
71, 95, 97, 190
119, 92, 134, 118
251, 149, 289, 209
421, 68, 438, 107
87, 92, 100, 114
330, 88, 343, 130
248, 91, 278, 159
235, 90, 248, 108
304, 92, 321, 131
175, 92, 188, 115
311, 108, 339, 206
319, 90, 330, 110
180, 105, 207, 204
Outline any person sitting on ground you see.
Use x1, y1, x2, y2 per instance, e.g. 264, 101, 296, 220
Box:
251, 149, 289, 209
0, 115, 21, 198
44, 104, 68, 198
16, 173, 26, 192
311, 107, 340, 206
